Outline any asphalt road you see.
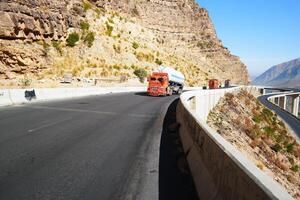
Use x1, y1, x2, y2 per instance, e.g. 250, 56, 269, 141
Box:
258, 94, 300, 138
0, 92, 179, 200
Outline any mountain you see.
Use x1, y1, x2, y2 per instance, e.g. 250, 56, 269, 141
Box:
250, 75, 257, 82
0, 0, 250, 87
253, 58, 300, 88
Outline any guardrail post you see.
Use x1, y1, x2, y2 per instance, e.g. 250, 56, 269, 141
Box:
284, 96, 287, 110
274, 97, 279, 105
279, 96, 286, 109
292, 95, 299, 117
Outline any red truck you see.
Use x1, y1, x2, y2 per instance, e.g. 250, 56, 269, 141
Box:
209, 79, 220, 89
147, 67, 185, 96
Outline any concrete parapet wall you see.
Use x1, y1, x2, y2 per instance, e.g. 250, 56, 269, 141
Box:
177, 87, 292, 199
0, 87, 146, 107
267, 92, 300, 118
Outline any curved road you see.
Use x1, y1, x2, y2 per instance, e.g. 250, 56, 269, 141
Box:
0, 92, 178, 200
258, 94, 300, 137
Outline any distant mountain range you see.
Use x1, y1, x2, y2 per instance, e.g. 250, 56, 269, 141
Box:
253, 58, 300, 88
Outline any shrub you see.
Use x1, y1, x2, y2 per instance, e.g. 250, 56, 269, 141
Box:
106, 22, 114, 36
155, 58, 163, 65
275, 134, 285, 143
263, 126, 274, 137
136, 52, 154, 62
196, 41, 215, 49
108, 17, 114, 24
248, 130, 260, 140
42, 41, 50, 49
278, 121, 285, 127
20, 78, 32, 87
113, 44, 121, 53
291, 165, 299, 172
225, 93, 234, 101
286, 142, 295, 153
288, 157, 295, 165
271, 143, 282, 152
41, 41, 50, 57
132, 7, 139, 16
252, 115, 262, 124
113, 64, 121, 70
72, 67, 80, 76
262, 108, 273, 118
131, 65, 137, 70
52, 41, 62, 55
134, 68, 147, 83
66, 32, 80, 47
83, 31, 95, 47
83, 1, 92, 12
80, 20, 90, 31
132, 42, 139, 49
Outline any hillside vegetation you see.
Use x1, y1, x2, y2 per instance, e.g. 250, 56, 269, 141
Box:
207, 89, 300, 199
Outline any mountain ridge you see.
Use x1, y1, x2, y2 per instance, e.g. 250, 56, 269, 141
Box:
253, 58, 300, 88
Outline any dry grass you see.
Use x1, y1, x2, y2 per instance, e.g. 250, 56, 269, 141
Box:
207, 89, 300, 199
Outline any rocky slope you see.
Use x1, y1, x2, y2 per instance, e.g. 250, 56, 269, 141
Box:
0, 0, 250, 87
253, 58, 300, 88
207, 89, 300, 199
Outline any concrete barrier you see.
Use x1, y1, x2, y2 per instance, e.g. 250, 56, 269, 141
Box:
0, 87, 146, 107
177, 87, 293, 200
267, 92, 300, 118
0, 89, 13, 106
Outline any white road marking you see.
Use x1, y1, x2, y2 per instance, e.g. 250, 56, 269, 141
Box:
28, 118, 72, 133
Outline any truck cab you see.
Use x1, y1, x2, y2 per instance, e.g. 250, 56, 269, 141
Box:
147, 66, 184, 96
209, 79, 220, 89
147, 72, 171, 96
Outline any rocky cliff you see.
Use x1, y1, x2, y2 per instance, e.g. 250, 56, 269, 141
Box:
0, 0, 250, 87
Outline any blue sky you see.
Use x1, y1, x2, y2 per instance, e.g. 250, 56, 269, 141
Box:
197, 0, 300, 77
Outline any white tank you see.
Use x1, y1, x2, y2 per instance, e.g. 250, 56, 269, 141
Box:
154, 66, 185, 84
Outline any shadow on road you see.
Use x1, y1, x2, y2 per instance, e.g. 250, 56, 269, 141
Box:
159, 99, 199, 200
134, 92, 150, 96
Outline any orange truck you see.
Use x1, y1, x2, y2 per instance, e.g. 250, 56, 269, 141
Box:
147, 66, 185, 96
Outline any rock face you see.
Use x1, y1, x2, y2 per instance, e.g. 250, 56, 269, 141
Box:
97, 0, 216, 36
0, 0, 82, 77
253, 58, 300, 88
0, 0, 250, 86
0, 0, 81, 41
96, 0, 250, 84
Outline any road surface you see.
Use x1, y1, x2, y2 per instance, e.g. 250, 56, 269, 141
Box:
258, 94, 300, 138
0, 92, 178, 200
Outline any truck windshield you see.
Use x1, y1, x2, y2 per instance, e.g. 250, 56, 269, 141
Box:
158, 77, 164, 82
150, 77, 156, 81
